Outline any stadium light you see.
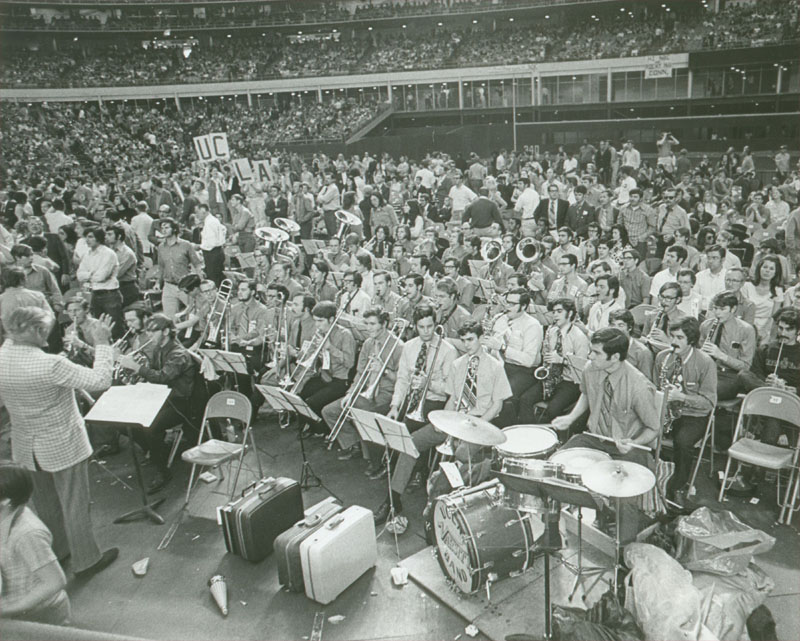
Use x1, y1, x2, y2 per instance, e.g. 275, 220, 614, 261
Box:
472, 19, 477, 23
438, 22, 443, 26
545, 15, 550, 19
368, 26, 373, 30
509, 17, 514, 22
620, 7, 625, 11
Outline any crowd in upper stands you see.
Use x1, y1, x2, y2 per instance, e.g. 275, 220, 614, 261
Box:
0, 99, 382, 179
1, 1, 797, 88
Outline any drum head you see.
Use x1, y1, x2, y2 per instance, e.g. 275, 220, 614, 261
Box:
496, 425, 558, 457
433, 493, 479, 593
549, 448, 612, 479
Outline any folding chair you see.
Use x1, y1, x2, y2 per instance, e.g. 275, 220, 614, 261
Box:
182, 391, 263, 506
642, 391, 671, 515
718, 387, 800, 524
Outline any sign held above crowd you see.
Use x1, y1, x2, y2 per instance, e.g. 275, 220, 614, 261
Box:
193, 132, 230, 162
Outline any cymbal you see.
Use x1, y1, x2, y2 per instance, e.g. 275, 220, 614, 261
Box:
582, 460, 656, 498
428, 410, 507, 446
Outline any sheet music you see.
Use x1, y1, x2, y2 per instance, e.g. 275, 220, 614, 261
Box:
85, 383, 171, 428
349, 408, 387, 447
374, 414, 419, 459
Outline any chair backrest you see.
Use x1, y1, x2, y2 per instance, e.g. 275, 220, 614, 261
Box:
654, 390, 666, 461
203, 390, 252, 427
739, 388, 800, 427
630, 304, 657, 332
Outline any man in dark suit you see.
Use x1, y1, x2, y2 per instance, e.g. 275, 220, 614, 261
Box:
264, 185, 289, 224
534, 184, 569, 233
566, 185, 597, 239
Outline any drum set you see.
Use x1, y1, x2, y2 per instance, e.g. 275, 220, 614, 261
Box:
425, 412, 656, 609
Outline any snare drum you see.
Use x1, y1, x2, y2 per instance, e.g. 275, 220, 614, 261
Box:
549, 448, 612, 485
433, 479, 538, 594
493, 425, 560, 512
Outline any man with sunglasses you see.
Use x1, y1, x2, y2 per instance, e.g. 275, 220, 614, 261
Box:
483, 288, 543, 423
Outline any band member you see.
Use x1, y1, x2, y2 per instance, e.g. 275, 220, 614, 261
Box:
309, 259, 338, 303
298, 301, 356, 436
478, 248, 514, 294
174, 275, 213, 347
700, 290, 756, 400
642, 282, 687, 349
229, 280, 270, 372
323, 309, 402, 469
586, 274, 624, 332
552, 328, 659, 465
117, 314, 198, 493
409, 255, 437, 296
121, 304, 153, 354
338, 270, 372, 319
547, 253, 588, 304
264, 283, 290, 333
269, 261, 303, 299
443, 257, 475, 311
483, 288, 543, 424
519, 298, 590, 423
608, 309, 654, 381
654, 317, 717, 504
396, 272, 434, 334
63, 297, 100, 367
322, 236, 350, 270
371, 270, 402, 316
434, 277, 471, 354
375, 320, 500, 524
260, 293, 316, 389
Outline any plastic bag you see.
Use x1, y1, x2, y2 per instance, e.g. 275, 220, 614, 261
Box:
692, 563, 774, 641
675, 507, 775, 576
553, 589, 643, 641
624, 543, 703, 641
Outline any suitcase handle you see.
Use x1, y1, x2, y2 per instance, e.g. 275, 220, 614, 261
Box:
325, 515, 345, 530
242, 477, 275, 497
302, 513, 324, 527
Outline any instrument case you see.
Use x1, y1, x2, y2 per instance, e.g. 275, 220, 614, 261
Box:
274, 497, 343, 591
220, 476, 304, 562
300, 505, 377, 604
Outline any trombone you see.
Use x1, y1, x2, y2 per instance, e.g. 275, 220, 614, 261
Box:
326, 319, 407, 447
203, 278, 233, 350
284, 303, 347, 394
399, 325, 445, 423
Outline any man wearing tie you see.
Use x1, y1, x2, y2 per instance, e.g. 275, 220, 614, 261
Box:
534, 185, 569, 234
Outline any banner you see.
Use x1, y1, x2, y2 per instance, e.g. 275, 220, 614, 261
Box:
231, 158, 253, 184
193, 133, 230, 162
644, 56, 673, 79
252, 160, 275, 184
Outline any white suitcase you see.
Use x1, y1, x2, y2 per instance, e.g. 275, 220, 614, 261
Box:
299, 505, 377, 604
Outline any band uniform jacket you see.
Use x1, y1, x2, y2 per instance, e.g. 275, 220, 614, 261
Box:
0, 341, 113, 471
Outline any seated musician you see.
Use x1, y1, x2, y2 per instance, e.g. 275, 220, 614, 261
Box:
62, 297, 100, 367
654, 317, 717, 506
370, 270, 402, 317
117, 314, 198, 493
259, 293, 316, 389
519, 298, 590, 423
551, 328, 661, 542
585, 274, 624, 332
733, 309, 800, 493
396, 272, 434, 337
174, 275, 214, 347
374, 319, 496, 525
434, 277, 471, 354
546, 253, 588, 304
608, 309, 654, 381
263, 283, 290, 334
323, 308, 402, 473
309, 259, 338, 303
482, 288, 543, 425
269, 261, 303, 300
298, 301, 356, 437
338, 270, 372, 319
641, 282, 687, 351
699, 291, 756, 401
442, 258, 475, 312
228, 280, 270, 394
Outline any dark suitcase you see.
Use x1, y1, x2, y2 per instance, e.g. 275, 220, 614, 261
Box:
274, 497, 343, 591
220, 476, 303, 562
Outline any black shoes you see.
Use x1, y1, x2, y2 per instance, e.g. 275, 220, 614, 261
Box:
146, 471, 172, 494
74, 548, 119, 579
337, 445, 360, 461
374, 497, 403, 525
94, 443, 120, 458
368, 465, 387, 480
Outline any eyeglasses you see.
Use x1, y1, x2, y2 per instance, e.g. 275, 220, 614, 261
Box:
659, 294, 678, 301
505, 298, 522, 306
558, 261, 571, 266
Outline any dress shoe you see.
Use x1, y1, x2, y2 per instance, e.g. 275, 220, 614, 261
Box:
146, 471, 172, 494
74, 548, 119, 579
374, 498, 402, 525
364, 463, 382, 476
337, 445, 360, 461
408, 471, 424, 489
368, 465, 387, 480
94, 443, 121, 458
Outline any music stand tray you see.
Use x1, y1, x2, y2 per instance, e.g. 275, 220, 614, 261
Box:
198, 349, 249, 377
85, 383, 173, 525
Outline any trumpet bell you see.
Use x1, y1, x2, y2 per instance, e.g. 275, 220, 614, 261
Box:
274, 218, 300, 235
255, 227, 289, 244
516, 237, 540, 263
480, 238, 503, 263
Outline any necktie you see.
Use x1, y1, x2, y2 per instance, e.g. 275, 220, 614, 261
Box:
599, 376, 614, 433
296, 320, 303, 349
415, 342, 429, 374
550, 200, 556, 218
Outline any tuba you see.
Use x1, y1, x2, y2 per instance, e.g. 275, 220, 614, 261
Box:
516, 237, 540, 263
480, 238, 503, 264
334, 209, 361, 240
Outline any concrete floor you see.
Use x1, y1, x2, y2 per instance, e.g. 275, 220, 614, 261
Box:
2, 410, 799, 641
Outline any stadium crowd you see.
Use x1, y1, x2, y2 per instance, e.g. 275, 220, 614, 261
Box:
1, 1, 796, 88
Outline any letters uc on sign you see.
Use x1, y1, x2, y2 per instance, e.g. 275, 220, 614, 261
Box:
193, 133, 230, 162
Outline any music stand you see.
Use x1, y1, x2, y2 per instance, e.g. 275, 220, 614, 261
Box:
351, 409, 418, 558
199, 349, 249, 391
301, 239, 327, 255
85, 383, 173, 525
496, 472, 609, 641
468, 260, 487, 278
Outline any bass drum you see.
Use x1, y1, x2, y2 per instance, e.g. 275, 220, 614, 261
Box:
433, 479, 539, 594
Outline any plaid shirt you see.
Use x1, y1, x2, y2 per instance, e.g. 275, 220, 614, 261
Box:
0, 340, 112, 471
620, 203, 655, 245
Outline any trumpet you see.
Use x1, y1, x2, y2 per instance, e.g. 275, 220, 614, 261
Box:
326, 319, 407, 447
400, 325, 445, 423
113, 338, 153, 385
